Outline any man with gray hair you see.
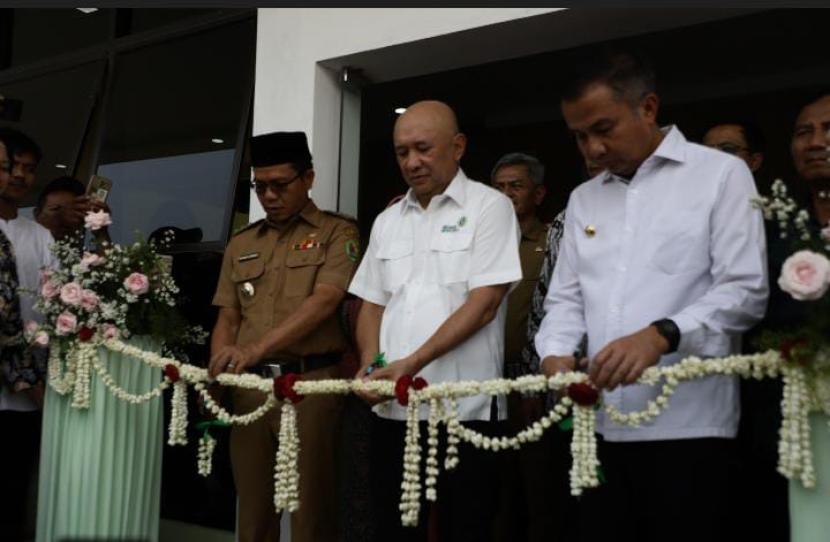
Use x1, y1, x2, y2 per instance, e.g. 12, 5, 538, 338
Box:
490, 152, 552, 540
491, 152, 547, 380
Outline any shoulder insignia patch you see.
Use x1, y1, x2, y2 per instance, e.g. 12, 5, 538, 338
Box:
322, 210, 358, 224
232, 219, 265, 237
345, 239, 360, 262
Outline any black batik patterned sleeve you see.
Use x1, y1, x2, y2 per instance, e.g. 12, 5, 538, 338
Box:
0, 230, 38, 390
519, 210, 567, 375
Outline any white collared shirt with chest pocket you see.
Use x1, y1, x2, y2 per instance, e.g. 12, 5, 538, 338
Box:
349, 170, 522, 421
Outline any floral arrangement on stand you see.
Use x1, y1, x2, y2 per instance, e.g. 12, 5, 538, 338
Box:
752, 179, 830, 487
28, 211, 207, 436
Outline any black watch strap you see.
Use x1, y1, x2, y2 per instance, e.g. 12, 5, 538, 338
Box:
650, 318, 680, 353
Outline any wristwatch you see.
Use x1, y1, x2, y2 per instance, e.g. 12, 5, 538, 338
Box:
650, 318, 680, 353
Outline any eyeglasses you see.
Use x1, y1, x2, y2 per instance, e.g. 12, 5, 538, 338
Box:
250, 173, 302, 195
709, 142, 749, 155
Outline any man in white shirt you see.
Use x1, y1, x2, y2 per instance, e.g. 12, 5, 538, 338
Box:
349, 100, 522, 540
535, 50, 767, 541
0, 129, 56, 541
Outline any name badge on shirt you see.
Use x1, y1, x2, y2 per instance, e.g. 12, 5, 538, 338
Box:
238, 252, 259, 262
441, 215, 468, 233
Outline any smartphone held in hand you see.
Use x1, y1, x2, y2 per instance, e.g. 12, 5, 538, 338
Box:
86, 175, 113, 203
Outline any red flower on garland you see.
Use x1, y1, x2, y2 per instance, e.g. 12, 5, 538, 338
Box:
163, 364, 180, 383
567, 382, 600, 407
273, 373, 304, 404
394, 375, 428, 406
394, 375, 413, 406
77, 326, 95, 342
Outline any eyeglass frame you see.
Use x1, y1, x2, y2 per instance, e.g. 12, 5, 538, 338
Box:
250, 171, 304, 195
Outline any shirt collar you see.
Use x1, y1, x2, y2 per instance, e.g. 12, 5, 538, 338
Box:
601, 125, 687, 184
261, 199, 321, 233
401, 168, 467, 213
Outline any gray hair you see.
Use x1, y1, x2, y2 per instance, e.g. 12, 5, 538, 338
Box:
490, 152, 545, 186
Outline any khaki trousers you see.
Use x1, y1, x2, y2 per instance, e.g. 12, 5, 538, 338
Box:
230, 363, 344, 542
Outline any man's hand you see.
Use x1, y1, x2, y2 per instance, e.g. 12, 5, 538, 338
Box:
355, 356, 420, 406
354, 361, 387, 406
540, 355, 576, 377
208, 343, 265, 377
589, 325, 669, 390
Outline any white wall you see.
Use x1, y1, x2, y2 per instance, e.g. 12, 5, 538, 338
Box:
251, 8, 560, 220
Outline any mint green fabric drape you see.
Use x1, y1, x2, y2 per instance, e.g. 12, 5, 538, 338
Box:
789, 413, 830, 542
36, 336, 163, 542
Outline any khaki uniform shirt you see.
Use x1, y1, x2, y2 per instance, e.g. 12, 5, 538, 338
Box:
212, 200, 360, 358
504, 216, 548, 369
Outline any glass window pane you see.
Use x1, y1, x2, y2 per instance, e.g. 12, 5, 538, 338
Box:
97, 18, 255, 245
0, 61, 106, 205
6, 9, 112, 67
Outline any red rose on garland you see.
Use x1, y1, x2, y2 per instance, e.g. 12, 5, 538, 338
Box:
567, 382, 600, 407
77, 326, 95, 342
273, 373, 304, 404
394, 375, 428, 406
394, 375, 414, 406
163, 364, 180, 383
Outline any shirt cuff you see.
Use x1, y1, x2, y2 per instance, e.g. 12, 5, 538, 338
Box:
347, 282, 388, 307
536, 339, 578, 360
468, 270, 522, 291
316, 271, 351, 291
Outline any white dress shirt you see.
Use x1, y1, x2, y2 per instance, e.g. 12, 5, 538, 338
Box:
0, 214, 57, 412
349, 169, 522, 421
535, 126, 768, 441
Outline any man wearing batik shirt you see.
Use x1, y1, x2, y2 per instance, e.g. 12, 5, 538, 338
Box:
349, 100, 521, 541
535, 49, 768, 542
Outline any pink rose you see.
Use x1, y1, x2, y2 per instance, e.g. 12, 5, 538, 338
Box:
80, 252, 104, 270
84, 210, 112, 231
123, 272, 149, 295
59, 282, 83, 306
102, 324, 120, 340
778, 250, 830, 301
41, 280, 60, 299
33, 331, 50, 347
55, 312, 78, 336
80, 289, 99, 311
40, 268, 53, 284
24, 320, 39, 335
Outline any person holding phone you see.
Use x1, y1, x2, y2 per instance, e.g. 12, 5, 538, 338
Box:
34, 176, 111, 247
